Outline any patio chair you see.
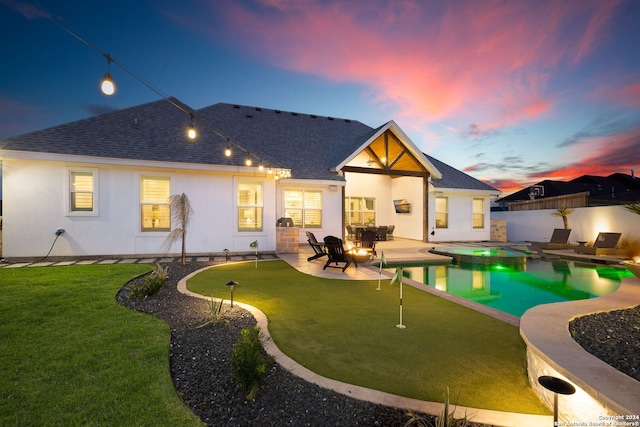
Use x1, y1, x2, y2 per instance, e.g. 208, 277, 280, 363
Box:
376, 225, 388, 241
360, 229, 377, 258
323, 236, 356, 271
574, 232, 623, 255
386, 225, 395, 240
529, 228, 572, 249
306, 231, 328, 262
346, 225, 356, 241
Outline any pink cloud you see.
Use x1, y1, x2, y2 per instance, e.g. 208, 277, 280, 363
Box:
0, 97, 48, 137
196, 0, 621, 130
0, 0, 49, 19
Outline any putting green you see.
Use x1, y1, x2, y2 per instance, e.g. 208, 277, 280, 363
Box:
187, 260, 548, 414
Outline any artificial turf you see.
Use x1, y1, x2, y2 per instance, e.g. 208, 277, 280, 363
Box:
187, 259, 549, 414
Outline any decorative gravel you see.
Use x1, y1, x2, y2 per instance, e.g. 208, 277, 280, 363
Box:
569, 305, 640, 382
116, 260, 494, 426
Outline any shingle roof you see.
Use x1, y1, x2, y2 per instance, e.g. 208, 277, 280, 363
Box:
1, 97, 498, 191
196, 103, 375, 180
425, 154, 499, 192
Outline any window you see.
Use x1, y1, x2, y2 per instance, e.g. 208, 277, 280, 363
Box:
66, 168, 98, 216
435, 197, 448, 228
472, 198, 485, 229
140, 176, 171, 232
70, 171, 94, 211
284, 190, 322, 228
345, 196, 376, 225
238, 181, 263, 231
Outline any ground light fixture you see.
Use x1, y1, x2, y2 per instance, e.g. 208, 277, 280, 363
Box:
225, 281, 238, 307
100, 53, 115, 96
538, 375, 576, 425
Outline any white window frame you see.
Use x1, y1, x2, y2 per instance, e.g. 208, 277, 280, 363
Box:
435, 196, 448, 229
140, 175, 171, 232
65, 167, 99, 216
345, 196, 376, 226
237, 180, 263, 232
284, 189, 323, 228
472, 198, 485, 229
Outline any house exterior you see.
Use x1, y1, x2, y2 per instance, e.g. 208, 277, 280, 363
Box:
0, 98, 499, 260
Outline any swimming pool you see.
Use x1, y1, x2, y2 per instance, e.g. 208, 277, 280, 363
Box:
383, 259, 631, 317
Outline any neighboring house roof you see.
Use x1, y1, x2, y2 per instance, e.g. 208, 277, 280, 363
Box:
425, 154, 500, 193
497, 174, 640, 204
0, 97, 497, 191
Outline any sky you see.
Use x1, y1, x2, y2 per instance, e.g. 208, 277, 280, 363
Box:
1, 0, 640, 196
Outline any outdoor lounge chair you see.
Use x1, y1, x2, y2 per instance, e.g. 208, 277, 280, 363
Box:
574, 232, 623, 256
359, 229, 377, 257
529, 228, 572, 249
306, 231, 328, 262
323, 236, 356, 271
376, 225, 388, 241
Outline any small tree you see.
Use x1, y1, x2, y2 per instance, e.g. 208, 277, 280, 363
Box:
163, 193, 193, 265
552, 208, 573, 229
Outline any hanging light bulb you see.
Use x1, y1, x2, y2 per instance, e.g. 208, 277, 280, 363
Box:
245, 157, 252, 166
100, 53, 115, 96
225, 146, 232, 157
258, 162, 264, 172
187, 113, 196, 139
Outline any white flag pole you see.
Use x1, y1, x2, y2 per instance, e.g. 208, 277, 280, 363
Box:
396, 268, 406, 329
255, 242, 258, 269
377, 251, 385, 291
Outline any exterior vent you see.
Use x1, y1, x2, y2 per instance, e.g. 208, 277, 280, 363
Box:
233, 105, 240, 109
345, 119, 351, 123
310, 115, 317, 118
245, 114, 253, 119
275, 110, 281, 114
292, 112, 298, 116
255, 107, 262, 111
328, 117, 334, 120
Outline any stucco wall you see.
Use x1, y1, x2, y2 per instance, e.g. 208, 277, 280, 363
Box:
491, 205, 640, 243
2, 158, 280, 258
428, 189, 493, 242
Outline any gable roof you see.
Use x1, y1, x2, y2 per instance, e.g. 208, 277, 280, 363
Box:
425, 154, 500, 193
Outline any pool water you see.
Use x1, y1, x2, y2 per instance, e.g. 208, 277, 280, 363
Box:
384, 259, 631, 317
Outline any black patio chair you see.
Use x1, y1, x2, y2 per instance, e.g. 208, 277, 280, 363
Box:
386, 225, 395, 240
306, 231, 328, 261
360, 229, 377, 257
376, 225, 388, 241
323, 236, 356, 271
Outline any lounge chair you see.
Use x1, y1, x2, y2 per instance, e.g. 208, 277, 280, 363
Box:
529, 228, 572, 249
323, 236, 356, 271
306, 231, 328, 261
360, 229, 377, 257
574, 232, 622, 255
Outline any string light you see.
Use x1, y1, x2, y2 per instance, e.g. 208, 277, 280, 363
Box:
187, 113, 196, 139
35, 1, 292, 176
100, 53, 115, 96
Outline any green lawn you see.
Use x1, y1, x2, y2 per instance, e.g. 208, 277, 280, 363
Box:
0, 265, 204, 427
188, 260, 549, 414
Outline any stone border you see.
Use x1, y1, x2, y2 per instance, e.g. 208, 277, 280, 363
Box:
520, 276, 640, 422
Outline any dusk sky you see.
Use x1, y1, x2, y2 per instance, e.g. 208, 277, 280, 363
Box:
2, 0, 639, 195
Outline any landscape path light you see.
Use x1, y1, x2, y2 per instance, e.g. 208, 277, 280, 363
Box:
225, 280, 238, 308
538, 375, 576, 426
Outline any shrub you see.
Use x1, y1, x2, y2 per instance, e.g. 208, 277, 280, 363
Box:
405, 388, 471, 427
619, 236, 640, 260
230, 326, 273, 401
197, 297, 225, 328
129, 263, 169, 298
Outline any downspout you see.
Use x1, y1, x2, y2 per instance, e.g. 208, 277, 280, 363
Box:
423, 175, 429, 242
